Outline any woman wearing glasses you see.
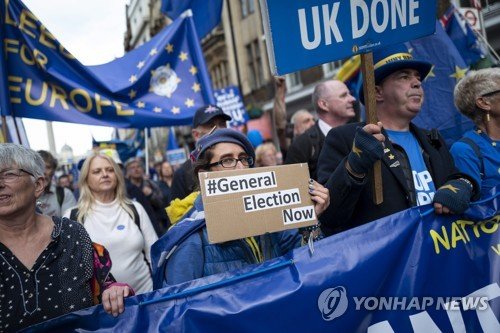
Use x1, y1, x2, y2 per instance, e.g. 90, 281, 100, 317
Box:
450, 68, 500, 198
153, 128, 330, 286
0, 144, 132, 332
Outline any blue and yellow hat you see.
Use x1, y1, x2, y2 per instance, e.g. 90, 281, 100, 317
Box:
359, 43, 432, 104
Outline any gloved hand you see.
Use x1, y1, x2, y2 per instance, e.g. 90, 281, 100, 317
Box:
347, 127, 384, 175
433, 178, 473, 214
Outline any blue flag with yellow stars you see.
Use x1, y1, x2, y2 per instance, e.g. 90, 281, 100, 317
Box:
0, 0, 215, 128
408, 21, 474, 146
161, 0, 223, 38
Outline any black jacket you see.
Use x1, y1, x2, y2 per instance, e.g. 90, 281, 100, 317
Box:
317, 122, 477, 235
170, 160, 196, 201
284, 122, 325, 180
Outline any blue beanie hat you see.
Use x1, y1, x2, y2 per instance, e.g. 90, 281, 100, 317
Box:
190, 128, 255, 163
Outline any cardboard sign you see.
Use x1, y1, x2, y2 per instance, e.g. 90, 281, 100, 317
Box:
260, 0, 437, 75
200, 164, 316, 243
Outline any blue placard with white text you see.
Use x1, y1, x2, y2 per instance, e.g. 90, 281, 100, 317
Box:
214, 86, 248, 128
260, 0, 437, 75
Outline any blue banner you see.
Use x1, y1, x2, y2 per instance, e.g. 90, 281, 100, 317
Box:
0, 0, 215, 128
161, 0, 223, 39
214, 86, 249, 128
260, 0, 437, 75
28, 189, 500, 332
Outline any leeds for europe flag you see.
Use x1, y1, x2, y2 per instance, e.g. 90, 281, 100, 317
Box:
0, 0, 215, 128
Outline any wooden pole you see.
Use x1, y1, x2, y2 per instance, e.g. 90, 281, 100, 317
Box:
360, 52, 383, 205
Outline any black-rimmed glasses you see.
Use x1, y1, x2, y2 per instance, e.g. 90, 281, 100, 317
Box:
0, 169, 35, 183
481, 89, 500, 98
206, 156, 254, 169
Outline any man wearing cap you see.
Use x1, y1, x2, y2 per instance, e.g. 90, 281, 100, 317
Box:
170, 105, 231, 201
285, 80, 356, 180
317, 44, 479, 235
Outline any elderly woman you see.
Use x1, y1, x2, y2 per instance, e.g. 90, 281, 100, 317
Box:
255, 142, 279, 167
0, 144, 132, 332
64, 153, 158, 294
152, 128, 330, 287
450, 68, 500, 197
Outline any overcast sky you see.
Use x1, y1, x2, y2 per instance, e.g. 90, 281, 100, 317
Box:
21, 0, 128, 156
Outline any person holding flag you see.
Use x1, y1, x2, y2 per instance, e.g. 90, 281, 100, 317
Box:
317, 44, 480, 236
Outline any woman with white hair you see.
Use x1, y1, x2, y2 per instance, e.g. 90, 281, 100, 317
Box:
450, 68, 500, 197
0, 144, 132, 332
64, 153, 158, 294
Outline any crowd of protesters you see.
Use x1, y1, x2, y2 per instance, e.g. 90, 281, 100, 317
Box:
1, 44, 498, 332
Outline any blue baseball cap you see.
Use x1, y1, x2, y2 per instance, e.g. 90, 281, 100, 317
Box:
192, 104, 231, 128
190, 128, 255, 163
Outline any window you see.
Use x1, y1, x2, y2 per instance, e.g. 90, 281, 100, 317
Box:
248, 0, 255, 14
246, 40, 264, 90
322, 60, 343, 78
211, 61, 229, 90
240, 0, 255, 18
241, 0, 248, 17
285, 72, 302, 92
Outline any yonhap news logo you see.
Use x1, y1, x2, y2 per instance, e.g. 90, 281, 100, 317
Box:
318, 285, 494, 322
317, 286, 349, 321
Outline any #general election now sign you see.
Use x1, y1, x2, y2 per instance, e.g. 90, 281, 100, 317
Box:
200, 164, 316, 243
260, 0, 437, 75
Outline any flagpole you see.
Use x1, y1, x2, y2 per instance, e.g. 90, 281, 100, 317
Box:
144, 128, 150, 176
46, 121, 57, 155
1, 115, 9, 142
11, 116, 24, 144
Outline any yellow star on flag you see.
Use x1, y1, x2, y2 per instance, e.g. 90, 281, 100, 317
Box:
153, 107, 162, 113
352, 144, 362, 158
137, 61, 145, 69
191, 83, 201, 93
179, 52, 188, 61
388, 154, 395, 160
449, 66, 468, 81
136, 101, 145, 108
128, 89, 137, 99
150, 48, 158, 56
129, 75, 137, 83
189, 66, 198, 75
185, 98, 194, 107
439, 184, 459, 193
171, 106, 180, 114
176, 77, 182, 84
424, 65, 435, 80
165, 44, 174, 53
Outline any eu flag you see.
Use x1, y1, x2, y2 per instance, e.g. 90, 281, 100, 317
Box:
408, 21, 474, 146
0, 0, 215, 128
441, 6, 485, 67
161, 0, 223, 39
